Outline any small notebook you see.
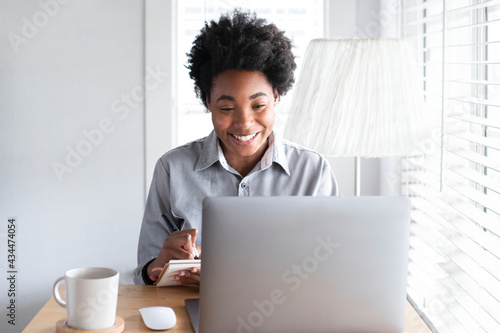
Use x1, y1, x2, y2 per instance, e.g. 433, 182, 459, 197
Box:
154, 259, 201, 287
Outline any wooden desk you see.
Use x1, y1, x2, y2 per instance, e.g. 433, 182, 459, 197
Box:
24, 285, 431, 333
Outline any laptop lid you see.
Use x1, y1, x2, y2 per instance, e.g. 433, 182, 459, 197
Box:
199, 196, 410, 333
185, 298, 200, 333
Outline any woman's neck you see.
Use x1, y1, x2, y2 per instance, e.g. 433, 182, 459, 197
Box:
222, 139, 269, 177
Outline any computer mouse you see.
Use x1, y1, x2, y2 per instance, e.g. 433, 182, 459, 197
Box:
139, 306, 177, 330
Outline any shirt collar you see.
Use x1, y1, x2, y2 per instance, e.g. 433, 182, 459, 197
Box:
194, 130, 290, 176
194, 130, 220, 171
270, 133, 290, 175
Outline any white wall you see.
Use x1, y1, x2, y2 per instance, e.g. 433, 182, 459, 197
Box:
0, 1, 146, 331
145, 0, 177, 189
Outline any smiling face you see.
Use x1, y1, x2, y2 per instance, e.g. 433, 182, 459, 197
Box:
207, 70, 278, 176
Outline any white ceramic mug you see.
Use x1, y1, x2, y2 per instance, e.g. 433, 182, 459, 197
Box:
53, 267, 119, 330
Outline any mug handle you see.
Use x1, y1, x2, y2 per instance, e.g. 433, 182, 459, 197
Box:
53, 277, 66, 308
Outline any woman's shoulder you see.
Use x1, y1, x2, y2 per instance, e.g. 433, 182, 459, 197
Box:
157, 136, 209, 167
280, 138, 327, 164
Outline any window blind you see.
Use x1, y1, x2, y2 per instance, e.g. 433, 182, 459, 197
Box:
401, 1, 500, 332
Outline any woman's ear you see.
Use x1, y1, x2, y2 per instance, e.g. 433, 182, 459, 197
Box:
273, 90, 279, 106
205, 96, 211, 111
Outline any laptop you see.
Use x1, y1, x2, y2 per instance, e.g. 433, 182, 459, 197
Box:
189, 196, 410, 333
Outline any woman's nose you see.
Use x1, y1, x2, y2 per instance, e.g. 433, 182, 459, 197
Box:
233, 108, 254, 128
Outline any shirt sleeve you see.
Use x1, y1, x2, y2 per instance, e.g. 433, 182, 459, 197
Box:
133, 158, 172, 284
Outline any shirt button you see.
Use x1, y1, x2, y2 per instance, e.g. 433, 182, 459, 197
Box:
240, 182, 247, 189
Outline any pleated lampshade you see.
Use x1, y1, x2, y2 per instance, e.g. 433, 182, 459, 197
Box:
284, 38, 424, 158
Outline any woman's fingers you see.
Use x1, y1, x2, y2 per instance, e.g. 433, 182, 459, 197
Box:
174, 267, 201, 285
148, 229, 200, 278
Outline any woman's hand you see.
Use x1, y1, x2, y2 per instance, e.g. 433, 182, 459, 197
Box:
174, 266, 201, 285
147, 229, 201, 283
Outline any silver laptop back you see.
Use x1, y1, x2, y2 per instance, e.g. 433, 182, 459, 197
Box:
200, 196, 410, 333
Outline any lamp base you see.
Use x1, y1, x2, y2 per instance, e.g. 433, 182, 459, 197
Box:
355, 157, 361, 196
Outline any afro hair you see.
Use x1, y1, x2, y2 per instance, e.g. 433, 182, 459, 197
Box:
186, 9, 297, 108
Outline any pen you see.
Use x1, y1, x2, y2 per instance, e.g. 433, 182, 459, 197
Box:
162, 213, 179, 232
161, 213, 200, 259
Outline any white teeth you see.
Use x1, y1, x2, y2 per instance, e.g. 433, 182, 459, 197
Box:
232, 133, 257, 142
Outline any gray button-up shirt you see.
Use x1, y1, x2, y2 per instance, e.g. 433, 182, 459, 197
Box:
134, 130, 338, 284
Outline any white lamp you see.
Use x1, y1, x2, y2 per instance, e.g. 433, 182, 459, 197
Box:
284, 38, 424, 196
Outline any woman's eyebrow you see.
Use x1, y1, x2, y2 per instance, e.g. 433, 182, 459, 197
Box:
250, 92, 267, 99
216, 95, 235, 102
216, 92, 268, 102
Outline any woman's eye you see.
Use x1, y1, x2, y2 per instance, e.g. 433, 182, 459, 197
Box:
253, 104, 266, 110
220, 107, 234, 111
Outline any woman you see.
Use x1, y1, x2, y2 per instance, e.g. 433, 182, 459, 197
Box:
134, 9, 338, 285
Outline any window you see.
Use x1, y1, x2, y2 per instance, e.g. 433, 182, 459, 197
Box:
401, 0, 500, 332
176, 0, 325, 145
